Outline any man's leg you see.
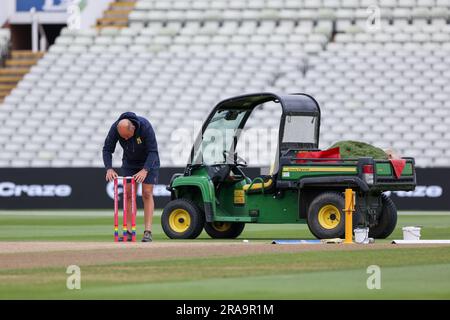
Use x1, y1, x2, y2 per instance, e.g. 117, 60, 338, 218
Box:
142, 183, 154, 233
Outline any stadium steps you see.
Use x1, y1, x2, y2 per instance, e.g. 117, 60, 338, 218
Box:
5, 59, 39, 67
97, 0, 136, 28
0, 50, 44, 103
0, 84, 15, 99
0, 68, 29, 75
10, 51, 45, 59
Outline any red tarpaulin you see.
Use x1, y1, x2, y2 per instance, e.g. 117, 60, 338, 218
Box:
390, 159, 406, 178
296, 147, 341, 163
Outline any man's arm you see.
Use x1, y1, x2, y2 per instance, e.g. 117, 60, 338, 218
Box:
102, 123, 119, 170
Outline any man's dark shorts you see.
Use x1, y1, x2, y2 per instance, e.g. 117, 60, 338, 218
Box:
121, 167, 159, 185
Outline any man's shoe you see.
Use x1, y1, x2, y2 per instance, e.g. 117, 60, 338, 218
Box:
142, 230, 153, 242
118, 231, 133, 242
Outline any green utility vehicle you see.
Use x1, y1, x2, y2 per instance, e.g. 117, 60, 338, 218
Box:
162, 93, 416, 239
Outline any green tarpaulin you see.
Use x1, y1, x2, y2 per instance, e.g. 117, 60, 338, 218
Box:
330, 141, 388, 160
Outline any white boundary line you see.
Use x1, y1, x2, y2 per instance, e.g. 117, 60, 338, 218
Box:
392, 240, 450, 244
398, 212, 450, 216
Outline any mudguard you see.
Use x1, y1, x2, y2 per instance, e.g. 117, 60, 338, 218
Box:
171, 175, 216, 221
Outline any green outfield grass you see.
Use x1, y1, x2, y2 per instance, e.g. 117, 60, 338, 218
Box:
1, 247, 450, 299
0, 210, 450, 241
0, 211, 450, 299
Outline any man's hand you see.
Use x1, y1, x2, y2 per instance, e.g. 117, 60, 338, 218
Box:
133, 169, 148, 183
106, 169, 118, 182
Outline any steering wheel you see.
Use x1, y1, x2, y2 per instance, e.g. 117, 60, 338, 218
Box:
223, 151, 248, 167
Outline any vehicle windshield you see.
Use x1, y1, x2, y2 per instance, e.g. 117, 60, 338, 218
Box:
191, 109, 248, 165
282, 115, 318, 144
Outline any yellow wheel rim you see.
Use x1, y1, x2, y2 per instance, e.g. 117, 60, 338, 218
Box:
318, 205, 341, 229
169, 209, 191, 233
211, 222, 231, 232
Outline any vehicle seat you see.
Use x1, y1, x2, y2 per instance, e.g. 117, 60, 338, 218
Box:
243, 175, 275, 194
206, 165, 231, 186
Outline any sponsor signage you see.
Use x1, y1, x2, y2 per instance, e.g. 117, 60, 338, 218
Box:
0, 167, 448, 210
0, 167, 260, 209
0, 168, 183, 209
16, 0, 67, 12
386, 168, 448, 210
0, 182, 72, 197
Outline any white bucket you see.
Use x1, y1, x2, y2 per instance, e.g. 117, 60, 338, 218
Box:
402, 226, 421, 241
354, 227, 369, 244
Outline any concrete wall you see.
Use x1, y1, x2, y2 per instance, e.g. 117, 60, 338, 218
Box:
80, 0, 112, 29
0, 0, 16, 27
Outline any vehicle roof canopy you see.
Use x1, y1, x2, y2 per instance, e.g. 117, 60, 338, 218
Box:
214, 92, 321, 116
190, 92, 321, 168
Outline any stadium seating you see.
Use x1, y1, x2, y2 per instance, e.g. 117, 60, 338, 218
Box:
0, 0, 449, 168
129, 0, 450, 26
274, 20, 450, 168
0, 21, 331, 168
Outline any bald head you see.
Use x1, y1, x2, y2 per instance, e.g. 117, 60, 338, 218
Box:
117, 119, 135, 140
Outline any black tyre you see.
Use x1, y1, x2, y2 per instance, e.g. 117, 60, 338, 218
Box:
369, 194, 397, 239
307, 192, 364, 239
204, 222, 245, 239
161, 199, 205, 239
